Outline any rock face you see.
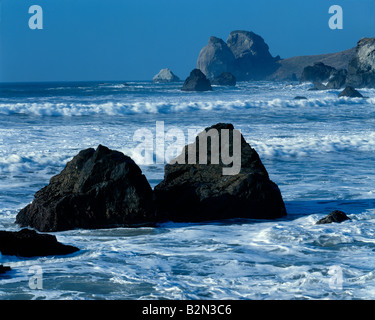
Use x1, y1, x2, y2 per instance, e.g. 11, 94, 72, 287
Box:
338, 86, 364, 98
197, 37, 236, 81
0, 229, 79, 257
212, 72, 236, 86
154, 123, 287, 222
300, 62, 336, 83
16, 145, 155, 232
153, 68, 180, 83
316, 210, 351, 225
346, 38, 375, 88
181, 69, 212, 91
197, 31, 279, 81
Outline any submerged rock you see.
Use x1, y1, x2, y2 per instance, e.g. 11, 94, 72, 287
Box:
181, 69, 212, 92
316, 210, 351, 225
16, 145, 155, 232
154, 123, 286, 222
153, 68, 180, 83
0, 229, 79, 257
338, 86, 364, 98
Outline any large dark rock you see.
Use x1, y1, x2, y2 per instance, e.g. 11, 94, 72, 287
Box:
346, 38, 375, 88
181, 69, 212, 92
325, 69, 348, 89
0, 229, 79, 257
154, 123, 286, 222
338, 86, 364, 98
300, 62, 336, 83
212, 72, 236, 86
16, 145, 155, 232
316, 210, 351, 225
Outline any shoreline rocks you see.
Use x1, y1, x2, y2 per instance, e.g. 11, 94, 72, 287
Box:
0, 229, 79, 257
16, 145, 155, 232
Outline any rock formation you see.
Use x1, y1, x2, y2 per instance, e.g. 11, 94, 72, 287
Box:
346, 37, 375, 88
196, 37, 236, 81
0, 229, 79, 257
16, 145, 155, 232
197, 31, 279, 81
181, 69, 212, 91
154, 123, 286, 222
153, 68, 180, 83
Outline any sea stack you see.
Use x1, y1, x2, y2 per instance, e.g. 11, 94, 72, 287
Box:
153, 68, 180, 83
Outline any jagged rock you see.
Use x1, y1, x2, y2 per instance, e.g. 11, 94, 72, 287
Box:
212, 72, 236, 86
181, 69, 212, 91
154, 123, 286, 222
0, 229, 79, 257
301, 62, 336, 83
16, 145, 155, 232
346, 38, 375, 88
316, 210, 351, 225
197, 37, 236, 81
338, 86, 364, 98
153, 68, 180, 83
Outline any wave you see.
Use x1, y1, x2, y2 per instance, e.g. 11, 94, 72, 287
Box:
0, 97, 374, 116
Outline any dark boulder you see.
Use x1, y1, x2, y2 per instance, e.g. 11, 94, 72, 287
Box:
181, 69, 212, 92
16, 145, 155, 232
0, 265, 12, 274
316, 210, 351, 225
293, 96, 307, 100
0, 229, 79, 257
154, 123, 286, 222
301, 62, 336, 83
338, 86, 364, 98
212, 72, 236, 86
346, 38, 375, 88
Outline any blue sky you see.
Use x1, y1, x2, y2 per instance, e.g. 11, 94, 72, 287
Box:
0, 0, 374, 82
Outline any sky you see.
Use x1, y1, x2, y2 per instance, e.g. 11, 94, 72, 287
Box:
0, 0, 374, 82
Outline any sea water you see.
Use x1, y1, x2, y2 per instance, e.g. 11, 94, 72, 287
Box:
0, 81, 374, 300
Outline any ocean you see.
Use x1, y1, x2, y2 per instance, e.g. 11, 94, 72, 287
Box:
0, 80, 374, 300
